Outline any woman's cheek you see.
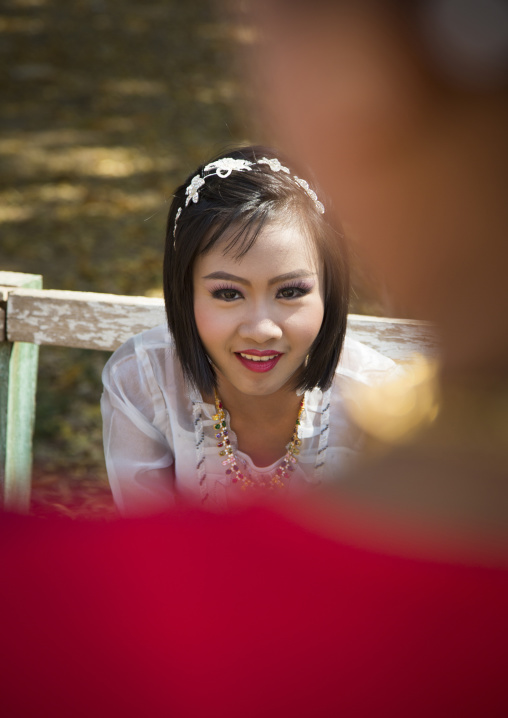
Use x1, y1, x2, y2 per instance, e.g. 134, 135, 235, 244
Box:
194, 298, 235, 353
287, 301, 324, 348
193, 298, 215, 344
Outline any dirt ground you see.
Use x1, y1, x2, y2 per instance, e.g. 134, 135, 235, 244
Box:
1, 0, 381, 517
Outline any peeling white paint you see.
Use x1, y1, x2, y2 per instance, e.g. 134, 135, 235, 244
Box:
6, 289, 166, 350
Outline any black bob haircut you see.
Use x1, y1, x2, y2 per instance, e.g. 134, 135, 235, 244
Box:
163, 145, 349, 397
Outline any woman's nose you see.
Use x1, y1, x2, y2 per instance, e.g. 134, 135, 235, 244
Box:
237, 310, 283, 344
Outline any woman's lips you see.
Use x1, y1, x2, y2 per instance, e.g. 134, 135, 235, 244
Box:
235, 350, 283, 373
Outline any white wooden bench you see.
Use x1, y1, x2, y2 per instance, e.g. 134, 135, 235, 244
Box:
0, 270, 439, 513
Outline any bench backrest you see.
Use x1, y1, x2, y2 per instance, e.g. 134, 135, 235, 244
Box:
5, 286, 438, 361
0, 271, 438, 513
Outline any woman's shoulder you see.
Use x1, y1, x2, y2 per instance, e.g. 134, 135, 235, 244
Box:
305, 337, 402, 416
103, 324, 172, 372
320, 336, 403, 423
102, 324, 182, 396
335, 335, 402, 386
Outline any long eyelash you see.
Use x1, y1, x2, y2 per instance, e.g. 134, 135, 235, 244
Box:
278, 280, 313, 293
210, 283, 242, 299
208, 281, 312, 299
210, 283, 239, 293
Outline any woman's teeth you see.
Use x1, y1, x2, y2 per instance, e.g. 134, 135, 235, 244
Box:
239, 353, 279, 362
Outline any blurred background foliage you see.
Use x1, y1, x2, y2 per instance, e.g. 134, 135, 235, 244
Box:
0, 0, 382, 515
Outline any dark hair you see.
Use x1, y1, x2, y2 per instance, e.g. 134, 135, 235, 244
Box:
163, 145, 349, 396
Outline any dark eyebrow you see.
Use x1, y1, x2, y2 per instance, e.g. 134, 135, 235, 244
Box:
268, 270, 317, 286
202, 269, 317, 286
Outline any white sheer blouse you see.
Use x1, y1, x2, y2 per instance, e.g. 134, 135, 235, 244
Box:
101, 324, 399, 515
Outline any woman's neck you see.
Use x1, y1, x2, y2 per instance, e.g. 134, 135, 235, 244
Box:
217, 382, 301, 423
213, 382, 304, 467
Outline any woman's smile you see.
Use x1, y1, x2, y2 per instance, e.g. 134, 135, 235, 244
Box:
235, 349, 284, 372
193, 219, 325, 400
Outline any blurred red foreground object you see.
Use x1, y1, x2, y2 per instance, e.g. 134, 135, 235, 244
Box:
1, 507, 507, 718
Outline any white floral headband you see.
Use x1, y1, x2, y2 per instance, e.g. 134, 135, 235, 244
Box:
172, 156, 324, 241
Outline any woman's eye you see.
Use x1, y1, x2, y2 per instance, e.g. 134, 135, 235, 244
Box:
212, 288, 242, 301
277, 285, 309, 299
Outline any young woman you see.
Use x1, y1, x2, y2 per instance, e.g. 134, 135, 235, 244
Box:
101, 146, 398, 515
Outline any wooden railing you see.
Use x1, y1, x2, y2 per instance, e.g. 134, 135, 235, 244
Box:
0, 270, 439, 513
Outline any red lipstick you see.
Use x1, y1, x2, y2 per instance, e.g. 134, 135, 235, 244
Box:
235, 349, 283, 373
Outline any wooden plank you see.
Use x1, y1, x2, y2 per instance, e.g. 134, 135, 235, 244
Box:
347, 314, 438, 364
7, 289, 166, 351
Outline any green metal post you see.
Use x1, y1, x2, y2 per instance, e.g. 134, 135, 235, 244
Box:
0, 342, 12, 495
0, 271, 42, 513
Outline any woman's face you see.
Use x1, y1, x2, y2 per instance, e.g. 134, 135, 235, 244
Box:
193, 219, 325, 400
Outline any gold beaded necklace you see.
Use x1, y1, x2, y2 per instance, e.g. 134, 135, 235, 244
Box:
213, 390, 305, 490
